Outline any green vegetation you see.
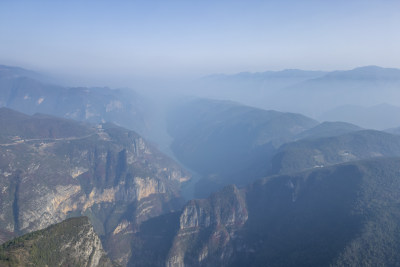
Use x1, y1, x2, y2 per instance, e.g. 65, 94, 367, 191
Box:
236, 157, 400, 266
0, 217, 113, 266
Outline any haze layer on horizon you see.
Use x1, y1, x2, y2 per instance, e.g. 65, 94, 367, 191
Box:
1, 0, 399, 86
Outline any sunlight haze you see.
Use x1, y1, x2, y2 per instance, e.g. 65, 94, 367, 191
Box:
1, 0, 399, 85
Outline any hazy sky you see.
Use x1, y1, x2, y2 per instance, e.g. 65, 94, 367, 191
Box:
1, 0, 400, 83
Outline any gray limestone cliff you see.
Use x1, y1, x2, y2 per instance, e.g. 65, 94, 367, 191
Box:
0, 108, 190, 266
166, 185, 248, 267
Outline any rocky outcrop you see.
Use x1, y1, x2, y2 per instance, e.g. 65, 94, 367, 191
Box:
0, 109, 190, 265
166, 185, 248, 267
0, 217, 114, 266
127, 158, 400, 267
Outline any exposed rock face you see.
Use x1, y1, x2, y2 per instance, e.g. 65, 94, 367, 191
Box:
124, 158, 400, 267
0, 108, 190, 265
0, 217, 114, 267
166, 185, 248, 267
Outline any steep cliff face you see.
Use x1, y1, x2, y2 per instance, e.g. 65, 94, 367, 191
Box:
124, 158, 400, 267
0, 217, 114, 267
166, 185, 248, 267
113, 185, 248, 267
0, 108, 190, 265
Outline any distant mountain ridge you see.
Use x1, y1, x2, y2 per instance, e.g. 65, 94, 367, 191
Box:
270, 66, 400, 120
315, 65, 400, 81
197, 65, 400, 129
167, 98, 318, 197
3, 64, 400, 132
168, 97, 400, 199
203, 69, 327, 82
197, 69, 327, 110
319, 103, 400, 130
205, 65, 400, 85
0, 65, 148, 137
0, 65, 44, 80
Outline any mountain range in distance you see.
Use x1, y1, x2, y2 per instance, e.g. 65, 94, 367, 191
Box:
167, 97, 400, 198
167, 98, 318, 197
198, 65, 400, 130
0, 65, 148, 138
1, 63, 400, 266
319, 103, 400, 130
2, 64, 400, 132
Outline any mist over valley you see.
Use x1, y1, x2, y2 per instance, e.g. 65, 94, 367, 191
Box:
1, 1, 400, 266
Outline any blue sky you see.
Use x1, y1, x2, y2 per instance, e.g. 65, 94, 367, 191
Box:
1, 0, 399, 83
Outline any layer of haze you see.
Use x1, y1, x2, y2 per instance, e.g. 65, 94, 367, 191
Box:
1, 0, 400, 86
